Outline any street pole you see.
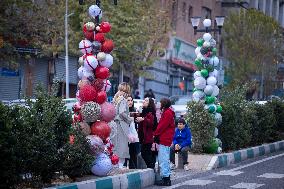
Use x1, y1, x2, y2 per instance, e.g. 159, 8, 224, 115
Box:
65, 0, 69, 98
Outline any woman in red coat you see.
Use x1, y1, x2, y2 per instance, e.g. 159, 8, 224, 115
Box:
136, 97, 157, 169
153, 98, 175, 186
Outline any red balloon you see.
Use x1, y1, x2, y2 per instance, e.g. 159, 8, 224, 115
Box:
92, 78, 104, 91
79, 84, 97, 102
111, 154, 119, 165
101, 40, 114, 53
91, 121, 111, 141
95, 66, 110, 79
100, 22, 111, 33
94, 33, 105, 43
83, 25, 94, 41
96, 91, 107, 104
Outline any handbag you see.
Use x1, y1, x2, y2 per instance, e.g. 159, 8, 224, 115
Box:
128, 121, 139, 143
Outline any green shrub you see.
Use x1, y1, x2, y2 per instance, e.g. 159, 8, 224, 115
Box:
0, 87, 94, 188
185, 101, 216, 153
219, 85, 254, 151
267, 99, 284, 137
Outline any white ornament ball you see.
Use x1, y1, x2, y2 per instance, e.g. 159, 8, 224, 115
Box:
195, 47, 201, 56
215, 113, 222, 126
194, 71, 202, 79
78, 56, 84, 66
89, 5, 102, 19
209, 69, 218, 78
209, 56, 219, 67
100, 54, 113, 68
102, 80, 111, 92
203, 33, 212, 41
214, 127, 219, 137
97, 52, 106, 61
207, 76, 217, 86
217, 147, 222, 153
91, 153, 112, 176
79, 39, 93, 55
203, 19, 212, 27
194, 77, 206, 90
203, 41, 211, 47
96, 26, 101, 31
78, 66, 84, 79
204, 85, 214, 95
192, 90, 205, 102
86, 135, 105, 155
82, 69, 94, 79
197, 53, 204, 60
85, 22, 95, 31
212, 85, 220, 97
84, 55, 98, 71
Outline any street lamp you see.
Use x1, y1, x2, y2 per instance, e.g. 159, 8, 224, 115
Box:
190, 16, 225, 35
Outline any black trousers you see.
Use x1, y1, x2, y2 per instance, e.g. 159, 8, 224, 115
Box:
141, 143, 156, 169
170, 145, 190, 165
124, 142, 140, 169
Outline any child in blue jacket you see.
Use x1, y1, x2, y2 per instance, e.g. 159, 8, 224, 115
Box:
170, 118, 192, 170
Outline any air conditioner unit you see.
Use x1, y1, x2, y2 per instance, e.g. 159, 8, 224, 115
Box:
157, 48, 167, 60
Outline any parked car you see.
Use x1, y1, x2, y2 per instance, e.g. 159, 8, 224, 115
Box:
169, 95, 192, 120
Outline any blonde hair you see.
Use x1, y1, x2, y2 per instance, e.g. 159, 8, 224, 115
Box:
118, 82, 131, 95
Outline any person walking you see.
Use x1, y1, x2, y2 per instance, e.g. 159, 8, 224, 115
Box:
153, 98, 175, 186
136, 97, 157, 169
170, 118, 192, 171
112, 82, 132, 168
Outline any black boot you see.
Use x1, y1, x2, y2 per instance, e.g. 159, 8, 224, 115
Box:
156, 176, 171, 186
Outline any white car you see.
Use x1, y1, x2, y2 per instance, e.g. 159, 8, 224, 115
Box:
170, 95, 192, 119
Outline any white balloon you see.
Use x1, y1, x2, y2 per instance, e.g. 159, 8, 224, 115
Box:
102, 79, 112, 92
209, 56, 219, 67
207, 76, 217, 86
192, 90, 205, 101
195, 47, 201, 55
215, 113, 222, 126
91, 153, 112, 176
197, 53, 204, 60
97, 52, 106, 61
217, 147, 222, 153
194, 77, 206, 90
89, 5, 102, 19
212, 85, 220, 97
79, 39, 93, 55
82, 68, 94, 79
78, 66, 84, 79
100, 54, 113, 68
214, 127, 218, 137
204, 85, 214, 95
194, 71, 202, 79
203, 33, 212, 41
203, 19, 212, 27
209, 69, 218, 78
203, 41, 210, 47
84, 55, 98, 71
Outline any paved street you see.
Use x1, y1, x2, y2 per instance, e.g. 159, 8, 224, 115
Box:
147, 151, 284, 189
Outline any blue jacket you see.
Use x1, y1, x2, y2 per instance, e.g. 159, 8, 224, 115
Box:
173, 126, 192, 148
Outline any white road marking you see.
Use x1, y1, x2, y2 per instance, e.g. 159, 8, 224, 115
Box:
215, 170, 243, 176
230, 182, 264, 189
257, 173, 284, 179
164, 179, 215, 189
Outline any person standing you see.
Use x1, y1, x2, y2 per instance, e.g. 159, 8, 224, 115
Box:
153, 98, 175, 186
112, 82, 132, 168
136, 97, 157, 169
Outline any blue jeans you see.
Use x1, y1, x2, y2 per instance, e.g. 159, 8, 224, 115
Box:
158, 144, 171, 177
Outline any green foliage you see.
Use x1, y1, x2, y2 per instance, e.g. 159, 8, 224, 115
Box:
185, 101, 216, 153
267, 99, 284, 136
219, 85, 254, 151
223, 9, 283, 86
0, 87, 94, 188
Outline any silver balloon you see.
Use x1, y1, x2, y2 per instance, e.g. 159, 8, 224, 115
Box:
91, 153, 112, 176
214, 127, 218, 137
204, 85, 214, 95
215, 113, 222, 126
209, 38, 216, 47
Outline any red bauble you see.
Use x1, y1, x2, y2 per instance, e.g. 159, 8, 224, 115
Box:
93, 78, 104, 91
111, 154, 119, 165
91, 121, 111, 141
95, 66, 110, 79
79, 84, 97, 102
73, 113, 82, 122
94, 33, 105, 43
83, 25, 94, 41
100, 22, 111, 33
96, 91, 107, 104
101, 40, 114, 53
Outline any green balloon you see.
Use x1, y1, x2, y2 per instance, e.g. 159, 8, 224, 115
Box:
208, 105, 216, 113
197, 38, 204, 47
212, 48, 217, 55
206, 96, 215, 104
194, 59, 202, 70
201, 69, 209, 78
216, 105, 222, 113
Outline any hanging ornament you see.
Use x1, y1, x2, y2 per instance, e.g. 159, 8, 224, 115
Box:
192, 90, 205, 101
91, 121, 111, 141
94, 33, 105, 43
197, 38, 204, 47
100, 54, 113, 68
79, 39, 93, 55
93, 78, 104, 91
195, 47, 201, 55
100, 102, 116, 122
208, 105, 216, 113
194, 71, 202, 79
89, 5, 102, 19
209, 69, 218, 78
216, 105, 222, 113
78, 56, 84, 66
111, 154, 119, 165
95, 66, 110, 79
81, 102, 101, 122
84, 55, 98, 72
212, 85, 220, 97
79, 84, 97, 102
205, 96, 215, 104
203, 33, 212, 41
78, 66, 84, 79
194, 77, 206, 90
93, 41, 102, 53
83, 23, 95, 41
97, 52, 106, 61
96, 91, 107, 104
101, 40, 114, 53
91, 153, 112, 176
212, 48, 217, 55
204, 85, 214, 95
102, 79, 112, 92
86, 135, 105, 155
203, 41, 211, 47
200, 69, 209, 78
100, 22, 111, 33
80, 122, 91, 136
207, 76, 217, 86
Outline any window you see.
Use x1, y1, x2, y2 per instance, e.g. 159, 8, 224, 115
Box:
182, 2, 186, 21
201, 6, 211, 20
188, 5, 193, 23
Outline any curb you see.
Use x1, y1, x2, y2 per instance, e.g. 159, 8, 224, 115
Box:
47, 168, 155, 189
206, 140, 284, 170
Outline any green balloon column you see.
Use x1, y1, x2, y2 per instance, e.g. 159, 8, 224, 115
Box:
193, 31, 223, 153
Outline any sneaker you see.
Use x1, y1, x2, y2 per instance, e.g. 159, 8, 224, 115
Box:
170, 162, 176, 170
184, 164, 190, 171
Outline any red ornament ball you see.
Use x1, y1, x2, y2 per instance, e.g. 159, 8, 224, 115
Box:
83, 25, 94, 41
95, 66, 110, 79
96, 91, 107, 104
94, 33, 105, 43
101, 40, 114, 53
91, 121, 111, 141
111, 154, 119, 165
93, 78, 104, 91
100, 22, 111, 33
79, 84, 97, 102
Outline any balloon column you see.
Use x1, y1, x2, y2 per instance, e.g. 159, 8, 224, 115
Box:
193, 31, 223, 153
73, 4, 118, 176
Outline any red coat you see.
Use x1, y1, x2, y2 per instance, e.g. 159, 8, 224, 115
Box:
138, 112, 154, 144
153, 108, 175, 146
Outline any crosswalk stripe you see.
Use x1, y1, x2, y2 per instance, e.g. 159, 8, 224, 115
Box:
230, 182, 264, 189
257, 173, 284, 179
164, 179, 215, 189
